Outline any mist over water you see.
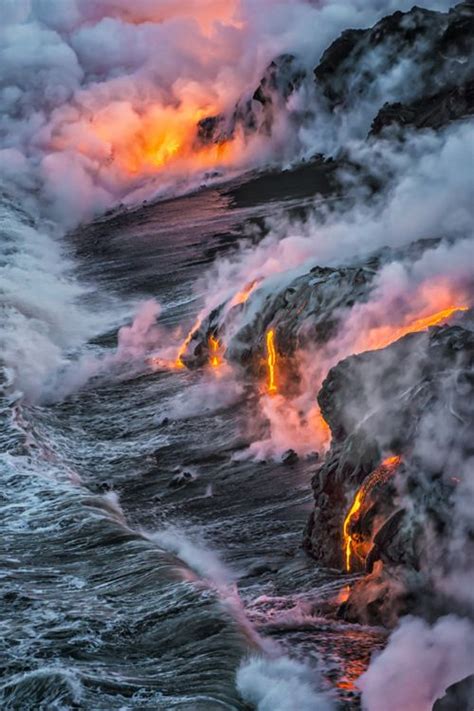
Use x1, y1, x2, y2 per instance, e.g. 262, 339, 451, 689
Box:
1, 0, 473, 709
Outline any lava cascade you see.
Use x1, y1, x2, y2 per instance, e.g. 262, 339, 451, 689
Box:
343, 456, 402, 572
266, 329, 278, 394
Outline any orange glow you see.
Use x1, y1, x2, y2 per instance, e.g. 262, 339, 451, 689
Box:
55, 98, 243, 180
91, 2, 241, 32
310, 408, 332, 448
175, 317, 201, 369
382, 455, 402, 468
343, 455, 402, 571
208, 334, 222, 368
99, 108, 218, 174
343, 489, 364, 572
230, 280, 259, 307
354, 304, 468, 354
335, 646, 373, 694
266, 329, 278, 394
336, 584, 351, 604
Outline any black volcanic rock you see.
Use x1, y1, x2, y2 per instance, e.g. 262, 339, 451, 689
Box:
433, 674, 474, 710
305, 324, 474, 624
370, 79, 474, 135
282, 449, 299, 465
314, 3, 474, 113
182, 260, 379, 375
196, 54, 306, 146
181, 240, 446, 377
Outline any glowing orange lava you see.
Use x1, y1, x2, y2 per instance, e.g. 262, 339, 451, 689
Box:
50, 91, 245, 181
175, 317, 201, 369
343, 455, 402, 571
343, 490, 364, 572
266, 329, 278, 394
336, 584, 351, 604
208, 334, 222, 368
357, 305, 468, 354
382, 455, 402, 468
230, 280, 259, 308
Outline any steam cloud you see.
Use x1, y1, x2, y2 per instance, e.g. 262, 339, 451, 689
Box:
1, 0, 457, 227
237, 655, 334, 711
359, 616, 474, 711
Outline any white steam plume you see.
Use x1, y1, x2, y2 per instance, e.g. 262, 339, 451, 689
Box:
359, 616, 474, 711
237, 654, 334, 711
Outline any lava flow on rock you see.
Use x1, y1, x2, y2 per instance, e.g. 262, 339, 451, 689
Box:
265, 329, 278, 395
343, 456, 402, 572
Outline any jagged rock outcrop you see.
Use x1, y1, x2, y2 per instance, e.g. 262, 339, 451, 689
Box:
433, 674, 474, 711
181, 259, 380, 373
196, 54, 306, 146
315, 2, 474, 113
196, 2, 474, 150
370, 79, 474, 135
180, 239, 441, 374
304, 324, 474, 625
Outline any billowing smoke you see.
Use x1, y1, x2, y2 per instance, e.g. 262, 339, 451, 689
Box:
1, 0, 457, 227
236, 654, 334, 711
358, 616, 474, 711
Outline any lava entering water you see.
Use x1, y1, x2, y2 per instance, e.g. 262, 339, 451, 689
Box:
229, 280, 259, 308
343, 455, 402, 572
208, 334, 222, 368
266, 329, 278, 394
176, 317, 202, 369
343, 491, 364, 573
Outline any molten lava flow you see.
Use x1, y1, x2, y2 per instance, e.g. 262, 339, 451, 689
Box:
343, 455, 402, 571
343, 490, 364, 572
356, 305, 468, 354
175, 317, 202, 369
71, 100, 241, 179
266, 329, 278, 394
382, 455, 402, 468
208, 334, 222, 368
230, 280, 259, 308
336, 584, 351, 604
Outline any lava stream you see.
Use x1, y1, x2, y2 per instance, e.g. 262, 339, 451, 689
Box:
355, 305, 469, 354
229, 280, 259, 308
266, 329, 278, 394
208, 335, 222, 368
343, 455, 402, 572
175, 317, 202, 369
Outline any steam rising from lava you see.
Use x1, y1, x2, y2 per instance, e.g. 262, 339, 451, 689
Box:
0, 0, 459, 228
192, 119, 473, 460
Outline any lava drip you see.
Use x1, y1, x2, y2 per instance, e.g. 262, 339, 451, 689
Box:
355, 305, 469, 354
266, 329, 278, 394
175, 317, 202, 369
229, 280, 259, 308
343, 455, 402, 572
208, 334, 222, 368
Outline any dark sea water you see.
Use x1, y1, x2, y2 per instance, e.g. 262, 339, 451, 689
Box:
1, 170, 385, 710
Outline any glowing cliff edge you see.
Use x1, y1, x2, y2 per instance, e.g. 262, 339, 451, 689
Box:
343, 456, 402, 572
